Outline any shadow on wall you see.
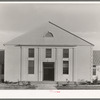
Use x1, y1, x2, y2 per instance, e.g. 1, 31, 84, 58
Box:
0, 50, 4, 82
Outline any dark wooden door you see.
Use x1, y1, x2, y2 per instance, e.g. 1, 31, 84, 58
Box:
43, 62, 54, 81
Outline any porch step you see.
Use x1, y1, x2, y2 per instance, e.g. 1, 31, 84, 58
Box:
35, 83, 57, 90
30, 81, 57, 85
30, 81, 57, 90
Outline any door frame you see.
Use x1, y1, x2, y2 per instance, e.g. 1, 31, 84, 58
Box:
43, 62, 55, 81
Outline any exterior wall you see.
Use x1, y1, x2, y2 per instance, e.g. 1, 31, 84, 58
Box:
38, 47, 56, 81
21, 46, 73, 81
4, 46, 20, 82
21, 47, 38, 81
5, 45, 92, 82
74, 46, 93, 82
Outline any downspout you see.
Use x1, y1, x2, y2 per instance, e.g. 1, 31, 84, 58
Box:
38, 48, 39, 81
20, 46, 22, 82
55, 48, 58, 81
72, 48, 74, 82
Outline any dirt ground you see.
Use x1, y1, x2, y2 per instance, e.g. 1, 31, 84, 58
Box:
1, 83, 100, 90
0, 83, 36, 90
57, 85, 100, 90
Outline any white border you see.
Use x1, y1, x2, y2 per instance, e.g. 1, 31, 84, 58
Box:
1, 2, 100, 98
0, 2, 100, 3
0, 90, 100, 98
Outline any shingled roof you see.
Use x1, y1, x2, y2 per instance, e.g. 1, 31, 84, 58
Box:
93, 50, 100, 66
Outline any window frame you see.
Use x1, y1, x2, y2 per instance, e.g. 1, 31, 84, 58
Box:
93, 65, 96, 75
63, 61, 69, 74
45, 48, 52, 58
63, 49, 69, 58
62, 48, 69, 75
28, 48, 35, 74
28, 60, 34, 74
28, 48, 34, 58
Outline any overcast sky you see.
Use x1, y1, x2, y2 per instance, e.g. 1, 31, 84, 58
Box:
0, 3, 100, 50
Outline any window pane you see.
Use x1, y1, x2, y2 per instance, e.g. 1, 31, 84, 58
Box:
93, 65, 96, 67
63, 49, 69, 58
46, 49, 52, 58
28, 60, 34, 74
63, 61, 69, 74
29, 48, 34, 57
93, 68, 96, 75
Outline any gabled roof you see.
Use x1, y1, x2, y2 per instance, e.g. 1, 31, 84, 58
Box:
4, 21, 94, 46
93, 51, 100, 66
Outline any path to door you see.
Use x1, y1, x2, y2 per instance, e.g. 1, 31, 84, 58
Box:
36, 84, 57, 90
35, 81, 57, 90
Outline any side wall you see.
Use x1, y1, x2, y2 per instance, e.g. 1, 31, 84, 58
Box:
74, 46, 93, 82
21, 47, 73, 82
5, 46, 20, 82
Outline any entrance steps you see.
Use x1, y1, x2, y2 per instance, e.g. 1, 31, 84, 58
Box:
30, 81, 57, 84
18, 81, 77, 89
30, 81, 57, 90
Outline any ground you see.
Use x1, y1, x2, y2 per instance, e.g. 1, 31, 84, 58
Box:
0, 83, 100, 90
56, 85, 100, 90
0, 83, 36, 89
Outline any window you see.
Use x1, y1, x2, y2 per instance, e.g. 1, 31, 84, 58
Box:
28, 48, 34, 74
63, 49, 69, 58
63, 61, 69, 74
28, 48, 34, 58
46, 49, 52, 58
93, 69, 96, 75
93, 65, 96, 75
45, 31, 53, 37
93, 65, 96, 67
28, 60, 34, 74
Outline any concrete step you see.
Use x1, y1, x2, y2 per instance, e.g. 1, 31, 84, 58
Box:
30, 81, 57, 85
36, 83, 57, 90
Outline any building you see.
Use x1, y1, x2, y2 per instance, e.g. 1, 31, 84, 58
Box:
4, 21, 93, 82
93, 50, 100, 80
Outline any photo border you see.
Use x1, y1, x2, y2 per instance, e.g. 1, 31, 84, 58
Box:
0, 0, 100, 99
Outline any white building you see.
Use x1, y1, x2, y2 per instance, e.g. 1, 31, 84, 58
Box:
93, 51, 100, 80
4, 21, 93, 82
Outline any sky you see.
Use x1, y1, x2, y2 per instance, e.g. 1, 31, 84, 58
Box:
0, 3, 100, 50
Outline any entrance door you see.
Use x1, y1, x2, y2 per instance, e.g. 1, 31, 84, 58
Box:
43, 62, 54, 81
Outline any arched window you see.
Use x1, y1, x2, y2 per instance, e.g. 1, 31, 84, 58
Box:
45, 31, 53, 37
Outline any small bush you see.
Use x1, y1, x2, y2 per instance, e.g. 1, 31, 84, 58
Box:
93, 76, 98, 84
78, 79, 91, 85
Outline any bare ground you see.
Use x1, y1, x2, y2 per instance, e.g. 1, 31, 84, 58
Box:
0, 83, 36, 90
57, 85, 100, 90
1, 83, 100, 90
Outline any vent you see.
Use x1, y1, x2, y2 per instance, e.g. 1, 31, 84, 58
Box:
45, 31, 53, 37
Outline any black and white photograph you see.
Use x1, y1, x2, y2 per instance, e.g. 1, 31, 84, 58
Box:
0, 2, 100, 96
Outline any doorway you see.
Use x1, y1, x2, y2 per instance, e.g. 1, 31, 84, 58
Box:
43, 62, 54, 81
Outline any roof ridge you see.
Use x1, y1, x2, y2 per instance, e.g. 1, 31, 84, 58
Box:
49, 21, 94, 46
